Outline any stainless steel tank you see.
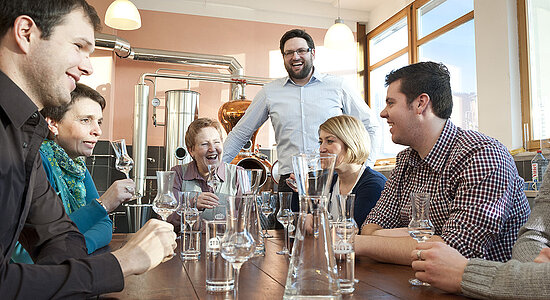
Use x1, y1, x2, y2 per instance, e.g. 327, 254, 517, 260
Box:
164, 90, 199, 170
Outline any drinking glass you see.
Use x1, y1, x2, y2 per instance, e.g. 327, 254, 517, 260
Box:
236, 169, 265, 256
151, 171, 178, 221
221, 195, 255, 299
181, 191, 201, 261
408, 192, 434, 286
111, 139, 140, 199
259, 192, 275, 238
207, 163, 220, 192
276, 192, 294, 255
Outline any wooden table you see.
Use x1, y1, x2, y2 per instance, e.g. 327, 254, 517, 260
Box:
100, 231, 469, 299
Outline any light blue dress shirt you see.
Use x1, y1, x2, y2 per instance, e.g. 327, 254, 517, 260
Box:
223, 70, 381, 174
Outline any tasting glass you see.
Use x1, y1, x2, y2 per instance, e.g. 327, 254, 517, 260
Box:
260, 191, 275, 238
276, 192, 294, 255
110, 139, 140, 199
408, 192, 434, 286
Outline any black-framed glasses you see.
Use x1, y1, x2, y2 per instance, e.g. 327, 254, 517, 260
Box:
283, 48, 312, 57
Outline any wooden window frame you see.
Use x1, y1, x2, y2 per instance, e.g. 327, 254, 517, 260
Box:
517, 0, 550, 151
361, 0, 474, 107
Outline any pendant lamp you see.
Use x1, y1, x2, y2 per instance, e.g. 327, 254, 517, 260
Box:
324, 0, 355, 50
105, 0, 142, 30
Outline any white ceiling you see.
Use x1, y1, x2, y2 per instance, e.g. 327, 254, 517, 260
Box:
133, 0, 388, 31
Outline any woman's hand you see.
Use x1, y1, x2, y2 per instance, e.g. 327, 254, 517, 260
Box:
98, 178, 135, 212
196, 192, 219, 210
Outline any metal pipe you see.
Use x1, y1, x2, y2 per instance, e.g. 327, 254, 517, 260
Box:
133, 84, 150, 204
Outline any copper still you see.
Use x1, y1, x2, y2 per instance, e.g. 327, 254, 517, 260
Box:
218, 96, 272, 189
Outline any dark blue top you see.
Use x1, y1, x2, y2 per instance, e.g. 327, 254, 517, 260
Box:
330, 166, 386, 232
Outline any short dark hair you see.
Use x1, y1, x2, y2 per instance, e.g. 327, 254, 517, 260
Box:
41, 83, 106, 122
279, 29, 315, 54
0, 0, 101, 39
385, 61, 453, 119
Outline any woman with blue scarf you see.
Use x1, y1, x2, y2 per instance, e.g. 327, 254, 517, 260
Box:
12, 83, 135, 263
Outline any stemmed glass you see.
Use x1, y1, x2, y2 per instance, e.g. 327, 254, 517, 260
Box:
408, 192, 434, 286
276, 192, 294, 255
207, 163, 220, 192
151, 171, 178, 221
183, 192, 200, 231
260, 191, 274, 238
221, 195, 255, 299
111, 139, 140, 199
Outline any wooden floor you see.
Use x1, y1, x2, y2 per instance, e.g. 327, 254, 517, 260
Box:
100, 231, 469, 299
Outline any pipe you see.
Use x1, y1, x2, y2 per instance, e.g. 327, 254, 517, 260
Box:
133, 84, 149, 204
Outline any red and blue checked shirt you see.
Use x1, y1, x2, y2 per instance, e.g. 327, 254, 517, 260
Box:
364, 121, 530, 262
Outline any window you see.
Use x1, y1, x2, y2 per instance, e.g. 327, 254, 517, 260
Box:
365, 0, 475, 158
519, 0, 550, 151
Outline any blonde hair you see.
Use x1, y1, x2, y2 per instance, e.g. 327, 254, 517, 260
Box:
319, 115, 370, 164
185, 118, 224, 151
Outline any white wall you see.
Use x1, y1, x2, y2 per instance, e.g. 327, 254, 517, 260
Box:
366, 0, 523, 150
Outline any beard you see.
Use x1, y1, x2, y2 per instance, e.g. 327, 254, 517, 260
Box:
285, 57, 314, 81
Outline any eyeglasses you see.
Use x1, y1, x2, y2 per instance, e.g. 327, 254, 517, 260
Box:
283, 48, 312, 57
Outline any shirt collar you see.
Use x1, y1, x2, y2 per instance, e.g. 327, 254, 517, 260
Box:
405, 120, 457, 174
282, 67, 323, 87
183, 161, 227, 182
0, 70, 39, 128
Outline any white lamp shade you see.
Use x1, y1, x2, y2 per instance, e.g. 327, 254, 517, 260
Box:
324, 21, 355, 50
105, 0, 142, 30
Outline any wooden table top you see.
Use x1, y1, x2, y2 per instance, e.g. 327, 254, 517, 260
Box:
100, 231, 469, 300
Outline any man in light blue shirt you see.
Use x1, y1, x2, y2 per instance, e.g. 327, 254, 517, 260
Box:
223, 29, 381, 206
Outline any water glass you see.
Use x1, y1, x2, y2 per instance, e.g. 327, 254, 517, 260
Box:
204, 219, 235, 293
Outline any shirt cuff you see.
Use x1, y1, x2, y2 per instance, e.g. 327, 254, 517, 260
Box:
89, 253, 125, 295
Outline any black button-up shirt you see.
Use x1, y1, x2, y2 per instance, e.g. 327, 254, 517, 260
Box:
0, 71, 123, 298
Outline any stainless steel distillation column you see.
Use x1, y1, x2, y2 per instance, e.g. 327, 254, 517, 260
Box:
126, 83, 150, 233
164, 90, 199, 171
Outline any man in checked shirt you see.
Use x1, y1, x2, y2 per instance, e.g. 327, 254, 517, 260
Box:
355, 62, 530, 265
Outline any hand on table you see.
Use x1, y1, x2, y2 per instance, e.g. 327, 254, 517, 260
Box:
410, 242, 467, 294
196, 192, 219, 210
98, 179, 135, 212
112, 219, 177, 277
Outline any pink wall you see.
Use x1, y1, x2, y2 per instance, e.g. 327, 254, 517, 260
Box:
87, 0, 328, 146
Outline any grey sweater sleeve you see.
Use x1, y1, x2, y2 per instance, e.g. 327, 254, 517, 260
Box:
461, 167, 550, 299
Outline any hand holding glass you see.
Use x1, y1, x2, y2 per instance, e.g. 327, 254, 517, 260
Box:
111, 139, 140, 199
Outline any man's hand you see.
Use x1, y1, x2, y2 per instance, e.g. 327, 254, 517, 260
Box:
98, 179, 135, 212
410, 242, 467, 294
196, 192, 219, 210
112, 219, 177, 277
534, 248, 550, 263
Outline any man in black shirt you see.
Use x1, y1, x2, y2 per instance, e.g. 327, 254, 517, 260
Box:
0, 1, 177, 298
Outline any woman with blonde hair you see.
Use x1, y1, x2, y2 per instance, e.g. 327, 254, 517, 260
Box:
319, 115, 386, 230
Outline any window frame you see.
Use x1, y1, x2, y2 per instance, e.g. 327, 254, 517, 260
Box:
363, 0, 474, 106
517, 0, 550, 151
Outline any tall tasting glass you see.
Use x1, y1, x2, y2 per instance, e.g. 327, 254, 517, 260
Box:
182, 191, 201, 261
408, 192, 434, 286
260, 191, 275, 238
111, 139, 140, 199
236, 169, 265, 256
151, 171, 178, 221
277, 192, 294, 255
221, 195, 255, 299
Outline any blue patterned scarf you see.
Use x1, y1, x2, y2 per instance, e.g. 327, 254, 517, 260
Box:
40, 140, 87, 214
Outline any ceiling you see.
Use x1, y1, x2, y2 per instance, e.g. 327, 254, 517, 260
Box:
133, 0, 389, 30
